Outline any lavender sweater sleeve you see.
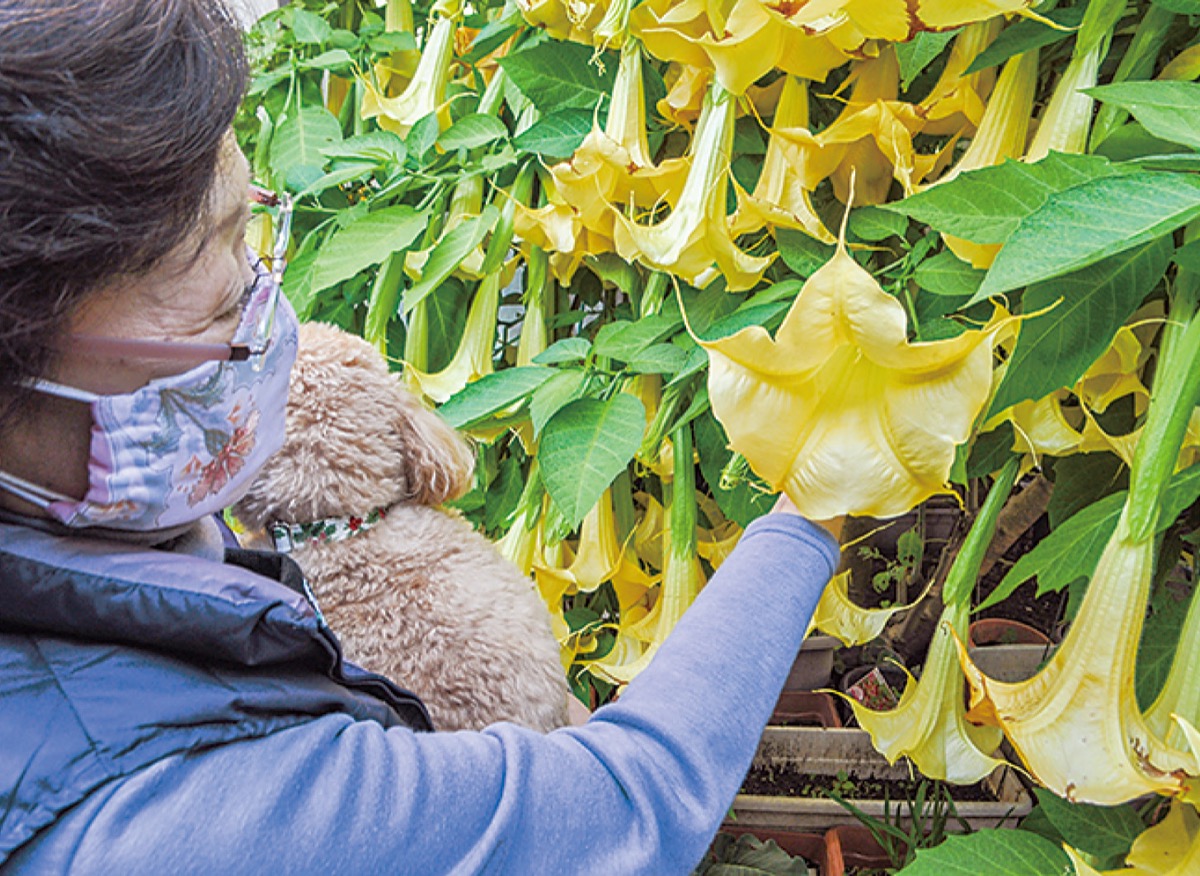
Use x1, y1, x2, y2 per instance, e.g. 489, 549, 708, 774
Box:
6, 514, 839, 876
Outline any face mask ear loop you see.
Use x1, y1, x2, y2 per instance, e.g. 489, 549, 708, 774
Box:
28, 378, 101, 405
0, 468, 75, 510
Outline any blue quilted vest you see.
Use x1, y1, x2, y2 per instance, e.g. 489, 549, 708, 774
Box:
0, 521, 432, 863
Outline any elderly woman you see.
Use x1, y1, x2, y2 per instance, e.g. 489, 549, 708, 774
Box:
0, 1, 840, 872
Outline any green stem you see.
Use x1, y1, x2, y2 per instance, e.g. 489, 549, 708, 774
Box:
1090, 4, 1176, 150
669, 421, 697, 558
1126, 291, 1200, 541
480, 162, 535, 276
943, 456, 1019, 607
640, 272, 670, 318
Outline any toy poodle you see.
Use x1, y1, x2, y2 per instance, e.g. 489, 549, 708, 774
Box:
234, 322, 570, 732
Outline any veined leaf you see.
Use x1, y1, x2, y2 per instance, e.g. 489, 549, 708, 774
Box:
592, 314, 683, 363
1032, 789, 1144, 863
402, 206, 499, 314
513, 109, 594, 159
269, 107, 343, 181
896, 29, 959, 90
291, 8, 333, 44
309, 206, 428, 296
978, 462, 1200, 611
775, 229, 835, 278
539, 395, 646, 531
977, 173, 1200, 300
530, 369, 588, 435
899, 829, 1070, 875
965, 6, 1086, 74
534, 337, 592, 365
1088, 81, 1200, 151
438, 114, 509, 152
437, 366, 555, 429
499, 41, 617, 114
914, 251, 986, 298
848, 206, 909, 242
886, 153, 1118, 247
988, 237, 1173, 414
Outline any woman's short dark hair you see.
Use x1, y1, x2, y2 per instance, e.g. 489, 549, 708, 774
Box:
0, 0, 248, 426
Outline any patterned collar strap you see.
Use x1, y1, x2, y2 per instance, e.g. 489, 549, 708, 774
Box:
269, 505, 391, 554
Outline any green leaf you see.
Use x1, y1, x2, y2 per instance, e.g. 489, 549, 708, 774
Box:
301, 49, 354, 71
1032, 789, 1144, 863
886, 152, 1118, 247
1087, 81, 1200, 152
407, 114, 441, 162
539, 395, 646, 530
513, 109, 594, 159
424, 278, 472, 371
402, 206, 500, 313
270, 107, 343, 181
699, 833, 809, 875
965, 422, 1016, 480
534, 337, 593, 365
1137, 583, 1191, 709
988, 237, 1173, 413
914, 251, 986, 298
291, 8, 333, 44
437, 366, 556, 429
322, 131, 407, 163
530, 369, 588, 435
593, 313, 683, 362
978, 462, 1200, 611
896, 829, 1070, 875
308, 206, 428, 296
896, 29, 958, 90
438, 113, 509, 152
776, 229, 835, 277
976, 172, 1200, 300
1154, 0, 1200, 10
965, 7, 1086, 75
849, 205, 909, 242
282, 246, 320, 320
499, 41, 617, 113
585, 253, 640, 297
628, 343, 690, 375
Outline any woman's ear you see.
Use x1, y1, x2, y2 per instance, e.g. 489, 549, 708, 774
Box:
390, 384, 476, 506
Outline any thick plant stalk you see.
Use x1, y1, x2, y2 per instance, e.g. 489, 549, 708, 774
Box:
1090, 4, 1175, 149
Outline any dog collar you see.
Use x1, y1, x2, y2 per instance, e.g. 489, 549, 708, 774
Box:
268, 505, 391, 554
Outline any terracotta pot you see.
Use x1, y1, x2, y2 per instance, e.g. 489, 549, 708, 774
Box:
968, 617, 1052, 647
717, 826, 828, 872
824, 825, 896, 875
771, 690, 842, 728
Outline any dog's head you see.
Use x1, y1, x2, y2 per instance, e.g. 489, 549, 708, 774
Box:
234, 322, 475, 529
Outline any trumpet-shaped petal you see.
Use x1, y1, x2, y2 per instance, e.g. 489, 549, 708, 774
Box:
810, 570, 931, 646
1026, 37, 1104, 162
535, 489, 623, 593
614, 83, 773, 291
405, 271, 501, 402
918, 20, 1002, 136
773, 50, 925, 205
361, 13, 458, 136
959, 512, 1198, 803
849, 603, 1005, 783
698, 222, 1001, 520
731, 76, 834, 242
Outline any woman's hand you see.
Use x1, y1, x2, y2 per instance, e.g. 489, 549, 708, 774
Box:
771, 493, 844, 541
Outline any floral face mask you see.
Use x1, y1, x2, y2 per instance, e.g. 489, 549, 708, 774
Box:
0, 194, 299, 532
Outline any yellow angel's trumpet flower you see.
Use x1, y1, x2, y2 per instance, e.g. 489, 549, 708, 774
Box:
697, 206, 1003, 521
516, 0, 608, 44
1026, 36, 1106, 163
361, 10, 458, 137
515, 43, 688, 280
374, 0, 420, 90
809, 569, 933, 647
517, 245, 552, 367
846, 459, 1016, 783
919, 20, 1002, 137
934, 49, 1039, 267
774, 49, 925, 206
731, 75, 833, 242
405, 269, 502, 403
592, 424, 705, 683
536, 489, 624, 594
960, 300, 1200, 805
613, 82, 773, 291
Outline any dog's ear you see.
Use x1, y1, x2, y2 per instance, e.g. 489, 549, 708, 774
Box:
390, 383, 476, 506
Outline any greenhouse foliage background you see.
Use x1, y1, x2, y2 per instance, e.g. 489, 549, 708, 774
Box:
238, 0, 1200, 869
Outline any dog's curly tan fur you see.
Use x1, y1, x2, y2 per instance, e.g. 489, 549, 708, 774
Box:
235, 322, 569, 732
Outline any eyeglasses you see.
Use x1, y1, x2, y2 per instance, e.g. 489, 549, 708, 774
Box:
70, 186, 294, 367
